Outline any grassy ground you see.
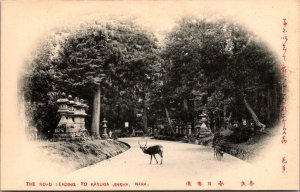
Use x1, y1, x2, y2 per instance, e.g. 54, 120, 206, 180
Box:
215, 128, 274, 162
153, 127, 275, 162
222, 129, 274, 162
37, 139, 130, 172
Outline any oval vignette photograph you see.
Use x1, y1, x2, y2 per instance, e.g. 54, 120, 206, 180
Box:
1, 0, 299, 191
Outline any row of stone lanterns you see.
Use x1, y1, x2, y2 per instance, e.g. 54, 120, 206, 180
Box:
175, 124, 192, 135
52, 92, 111, 141
172, 112, 212, 137
52, 93, 89, 141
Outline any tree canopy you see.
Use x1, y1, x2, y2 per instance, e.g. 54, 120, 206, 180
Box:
160, 18, 282, 131
24, 20, 161, 138
23, 18, 282, 139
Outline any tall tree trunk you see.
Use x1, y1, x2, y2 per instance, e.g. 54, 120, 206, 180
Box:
228, 112, 232, 122
183, 98, 190, 124
193, 99, 197, 132
243, 96, 266, 131
164, 107, 175, 134
255, 90, 258, 111
223, 104, 227, 129
183, 98, 189, 111
227, 111, 232, 129
91, 86, 101, 139
142, 99, 149, 135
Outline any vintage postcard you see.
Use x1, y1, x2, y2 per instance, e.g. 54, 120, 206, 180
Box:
1, 0, 299, 190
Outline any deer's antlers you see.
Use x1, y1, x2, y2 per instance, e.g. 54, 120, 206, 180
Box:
138, 140, 147, 148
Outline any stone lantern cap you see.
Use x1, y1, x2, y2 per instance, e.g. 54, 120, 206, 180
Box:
57, 92, 69, 104
67, 95, 75, 115
56, 93, 69, 104
57, 98, 69, 104
74, 97, 79, 102
199, 113, 208, 122
73, 97, 82, 108
199, 113, 208, 118
74, 108, 87, 117
73, 103, 81, 108
80, 99, 89, 109
57, 92, 69, 113
68, 101, 75, 107
57, 108, 69, 113
72, 98, 88, 116
102, 118, 108, 128
67, 95, 76, 106
82, 103, 88, 108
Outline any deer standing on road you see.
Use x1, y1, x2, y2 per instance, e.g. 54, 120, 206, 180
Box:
138, 140, 163, 165
214, 145, 224, 160
213, 132, 225, 161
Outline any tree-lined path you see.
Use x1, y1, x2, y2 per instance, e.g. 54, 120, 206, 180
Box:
61, 137, 254, 190
22, 17, 282, 190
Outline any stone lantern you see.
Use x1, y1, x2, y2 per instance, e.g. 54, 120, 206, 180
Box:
73, 97, 89, 137
102, 118, 108, 138
53, 92, 69, 139
242, 119, 247, 126
200, 113, 208, 128
73, 97, 81, 130
187, 124, 192, 135
53, 93, 90, 141
195, 112, 212, 138
80, 99, 88, 129
233, 120, 239, 128
66, 95, 76, 137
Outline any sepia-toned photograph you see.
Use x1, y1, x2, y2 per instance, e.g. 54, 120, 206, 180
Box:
1, 0, 299, 190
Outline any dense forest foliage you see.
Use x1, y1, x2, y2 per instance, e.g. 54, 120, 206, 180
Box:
22, 18, 282, 139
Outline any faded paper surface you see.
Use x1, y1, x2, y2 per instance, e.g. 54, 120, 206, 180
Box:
1, 0, 299, 190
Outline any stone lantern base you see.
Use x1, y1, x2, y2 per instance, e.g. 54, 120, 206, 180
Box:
51, 133, 90, 141
51, 125, 90, 142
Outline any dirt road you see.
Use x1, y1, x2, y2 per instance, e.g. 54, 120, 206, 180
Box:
60, 137, 255, 190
